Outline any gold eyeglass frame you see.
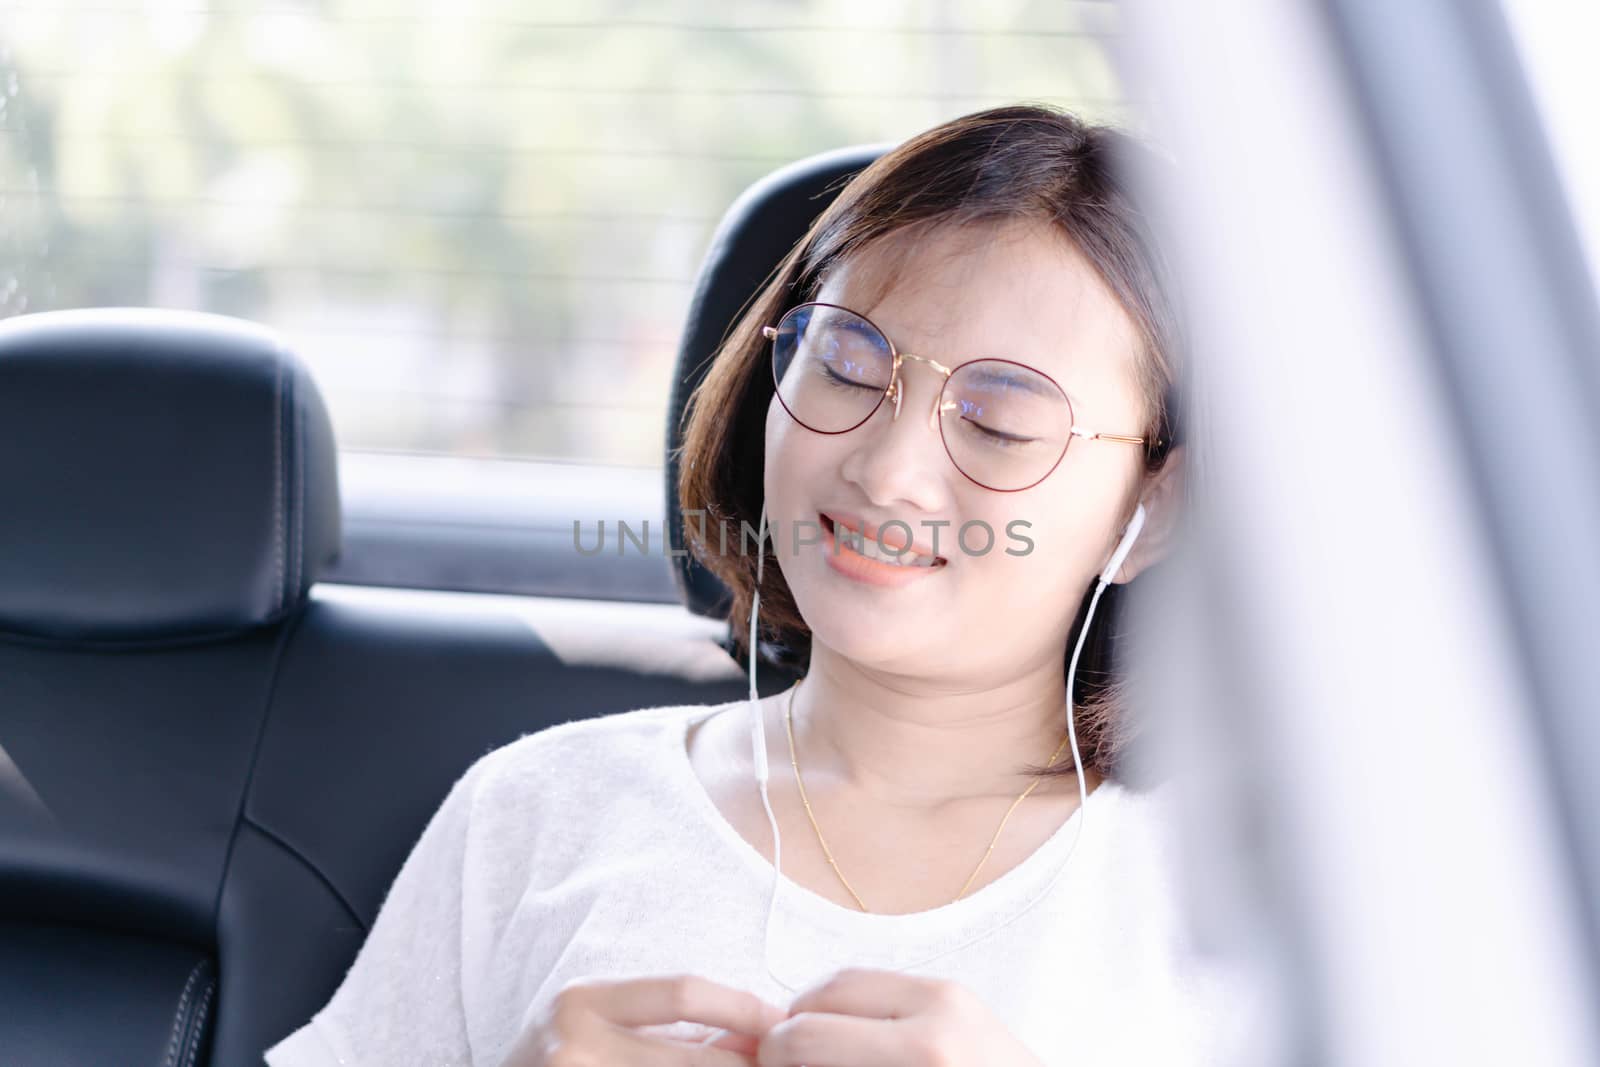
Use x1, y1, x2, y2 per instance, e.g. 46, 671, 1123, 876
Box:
763, 301, 1152, 492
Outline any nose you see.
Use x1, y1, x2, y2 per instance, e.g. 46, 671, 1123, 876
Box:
841, 357, 951, 509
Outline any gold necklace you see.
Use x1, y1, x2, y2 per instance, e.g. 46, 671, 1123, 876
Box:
782, 681, 1073, 912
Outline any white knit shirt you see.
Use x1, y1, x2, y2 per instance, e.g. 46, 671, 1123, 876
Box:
264, 701, 1270, 1067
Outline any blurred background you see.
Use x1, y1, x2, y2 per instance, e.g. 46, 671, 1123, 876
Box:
0, 0, 1129, 467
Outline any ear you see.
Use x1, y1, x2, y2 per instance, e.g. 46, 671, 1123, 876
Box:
1107, 445, 1187, 585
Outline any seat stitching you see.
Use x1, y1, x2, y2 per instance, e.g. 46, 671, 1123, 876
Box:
163, 959, 204, 1067
182, 974, 217, 1067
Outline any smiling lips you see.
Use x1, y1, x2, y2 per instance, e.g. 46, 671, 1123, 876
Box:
821, 512, 946, 558
818, 511, 948, 587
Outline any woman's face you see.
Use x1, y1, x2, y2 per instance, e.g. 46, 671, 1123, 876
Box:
763, 217, 1152, 681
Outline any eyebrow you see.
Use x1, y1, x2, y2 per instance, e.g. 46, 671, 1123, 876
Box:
832, 301, 1080, 405
837, 318, 882, 339
958, 363, 1069, 403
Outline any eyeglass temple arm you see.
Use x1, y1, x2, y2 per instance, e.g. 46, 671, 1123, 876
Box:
1070, 426, 1147, 445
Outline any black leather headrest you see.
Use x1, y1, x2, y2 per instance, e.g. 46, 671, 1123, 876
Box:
665, 145, 885, 619
0, 308, 341, 645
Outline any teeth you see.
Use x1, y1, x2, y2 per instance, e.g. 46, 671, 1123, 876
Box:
836, 526, 939, 567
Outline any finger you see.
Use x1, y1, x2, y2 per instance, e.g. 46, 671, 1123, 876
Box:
570, 1012, 759, 1067
702, 1029, 761, 1056
785, 967, 946, 1020
574, 973, 787, 1036
637, 1022, 759, 1055
757, 1011, 907, 1067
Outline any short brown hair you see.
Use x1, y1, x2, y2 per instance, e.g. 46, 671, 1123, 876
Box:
675, 103, 1184, 781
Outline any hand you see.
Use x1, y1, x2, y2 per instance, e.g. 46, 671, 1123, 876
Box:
499, 973, 788, 1066
756, 968, 1046, 1067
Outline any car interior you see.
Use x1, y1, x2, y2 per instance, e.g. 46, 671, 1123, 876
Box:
0, 145, 885, 1065
5, 3, 1600, 1066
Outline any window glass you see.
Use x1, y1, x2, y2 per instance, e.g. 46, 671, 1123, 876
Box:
0, 1, 1128, 465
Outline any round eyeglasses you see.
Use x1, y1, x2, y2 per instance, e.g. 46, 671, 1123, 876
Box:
764, 302, 1151, 492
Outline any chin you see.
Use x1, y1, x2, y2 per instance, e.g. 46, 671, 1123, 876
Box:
796, 600, 928, 667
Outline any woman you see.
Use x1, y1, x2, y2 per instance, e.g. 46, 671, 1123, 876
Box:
267, 104, 1241, 1067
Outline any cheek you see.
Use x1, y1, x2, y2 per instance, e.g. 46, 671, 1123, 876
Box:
764, 400, 796, 489
764, 401, 835, 554
960, 494, 1090, 595
764, 398, 807, 497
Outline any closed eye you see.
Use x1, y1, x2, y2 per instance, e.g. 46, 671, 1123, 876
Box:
963, 417, 1037, 446
822, 363, 885, 392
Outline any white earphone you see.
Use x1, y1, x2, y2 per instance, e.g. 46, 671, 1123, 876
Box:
748, 501, 774, 788
700, 500, 1148, 1044
1101, 500, 1147, 585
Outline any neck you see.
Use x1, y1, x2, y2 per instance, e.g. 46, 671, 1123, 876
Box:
787, 641, 1092, 809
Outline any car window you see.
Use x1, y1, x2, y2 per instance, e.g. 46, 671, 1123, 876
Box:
0, 1, 1129, 466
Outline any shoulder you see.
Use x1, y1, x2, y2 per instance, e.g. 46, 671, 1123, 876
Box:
433, 701, 742, 906
458, 700, 738, 816
1086, 775, 1203, 934
1099, 774, 1273, 983
1095, 774, 1184, 862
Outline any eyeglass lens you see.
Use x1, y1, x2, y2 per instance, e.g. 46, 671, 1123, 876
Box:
770, 303, 1074, 491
